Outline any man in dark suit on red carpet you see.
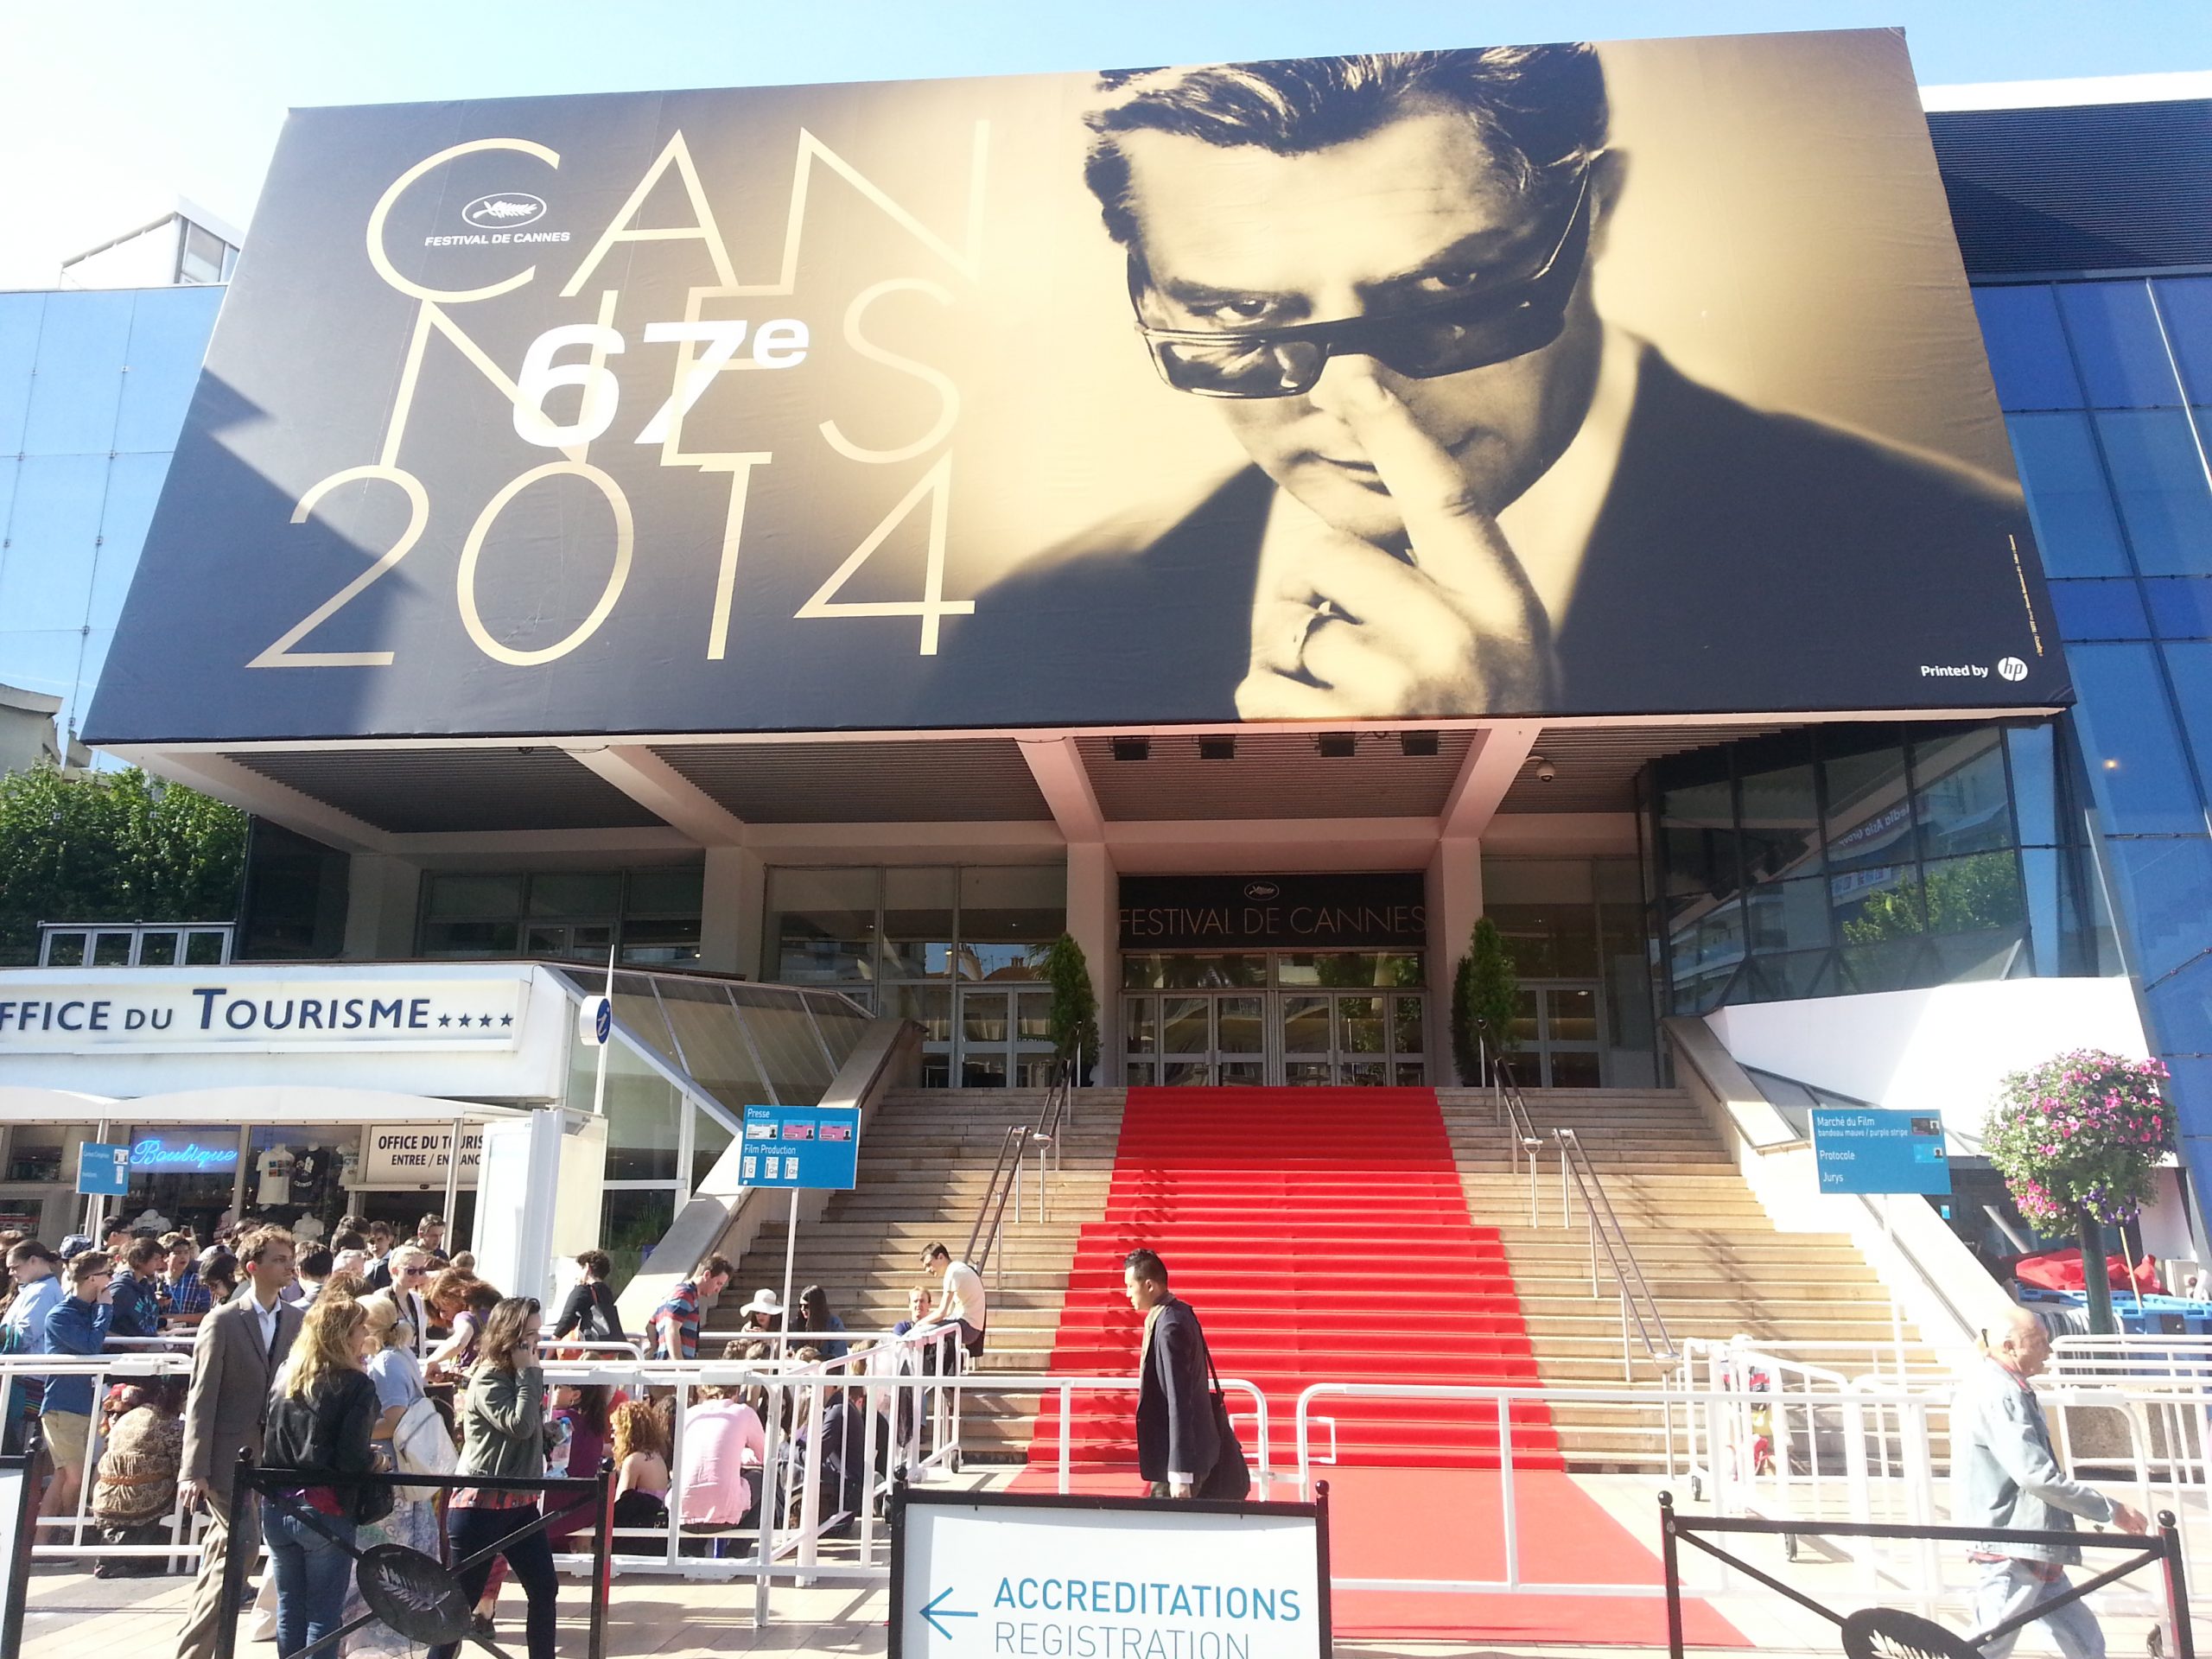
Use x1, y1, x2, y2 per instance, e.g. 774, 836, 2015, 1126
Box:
1125, 1248, 1218, 1499
931, 44, 2046, 724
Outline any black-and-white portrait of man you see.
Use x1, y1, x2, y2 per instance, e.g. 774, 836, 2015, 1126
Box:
938, 44, 2044, 723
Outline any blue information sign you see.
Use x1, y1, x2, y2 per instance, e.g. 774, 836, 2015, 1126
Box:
740, 1105, 860, 1191
75, 1142, 131, 1198
1811, 1107, 1952, 1195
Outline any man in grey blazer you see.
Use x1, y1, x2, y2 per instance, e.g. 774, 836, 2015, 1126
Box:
175, 1227, 302, 1659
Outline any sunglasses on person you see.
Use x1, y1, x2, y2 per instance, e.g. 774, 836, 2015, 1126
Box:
1130, 169, 1592, 400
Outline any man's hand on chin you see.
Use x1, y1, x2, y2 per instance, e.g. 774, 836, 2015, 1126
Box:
1236, 375, 1552, 719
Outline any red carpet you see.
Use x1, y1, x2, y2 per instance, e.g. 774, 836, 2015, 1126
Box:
1034, 1087, 1560, 1470
1006, 1465, 1749, 1647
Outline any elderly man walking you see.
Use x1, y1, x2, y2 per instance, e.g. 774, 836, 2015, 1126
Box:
1958, 1304, 2149, 1657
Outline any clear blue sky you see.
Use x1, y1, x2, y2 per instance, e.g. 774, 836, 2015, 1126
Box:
3, 1, 2209, 286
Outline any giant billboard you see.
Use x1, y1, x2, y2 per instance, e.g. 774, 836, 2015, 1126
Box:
86, 29, 2066, 744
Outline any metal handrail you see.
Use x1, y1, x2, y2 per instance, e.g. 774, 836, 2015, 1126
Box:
1558, 1125, 1678, 1379
963, 1055, 1075, 1279
1492, 1049, 1547, 1225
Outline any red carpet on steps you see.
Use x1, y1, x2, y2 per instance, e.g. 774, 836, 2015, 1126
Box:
1005, 1465, 1750, 1647
1033, 1086, 1560, 1471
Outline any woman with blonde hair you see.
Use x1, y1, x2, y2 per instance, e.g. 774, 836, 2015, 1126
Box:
427, 1297, 556, 1659
262, 1295, 389, 1656
609, 1397, 672, 1534
340, 1294, 442, 1656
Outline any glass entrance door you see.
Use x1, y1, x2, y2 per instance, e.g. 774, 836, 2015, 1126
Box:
1510, 981, 1605, 1087
1126, 988, 1426, 1085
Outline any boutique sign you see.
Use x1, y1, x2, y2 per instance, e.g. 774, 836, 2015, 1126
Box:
130, 1133, 241, 1174
0, 976, 529, 1054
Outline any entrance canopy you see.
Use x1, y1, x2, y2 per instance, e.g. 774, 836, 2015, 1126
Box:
0, 1084, 531, 1126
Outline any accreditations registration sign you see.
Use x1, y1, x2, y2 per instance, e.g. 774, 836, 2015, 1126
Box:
0, 976, 527, 1054
893, 1488, 1329, 1659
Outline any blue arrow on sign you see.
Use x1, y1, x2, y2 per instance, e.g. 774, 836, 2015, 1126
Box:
922, 1586, 976, 1640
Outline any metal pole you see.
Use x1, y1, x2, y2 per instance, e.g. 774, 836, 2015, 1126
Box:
1497, 1396, 1520, 1589
588, 1459, 612, 1659
443, 1112, 465, 1255
1660, 1491, 1686, 1659
754, 1371, 781, 1629
212, 1452, 253, 1659
592, 939, 615, 1119
2159, 1511, 2195, 1659
1885, 1198, 1905, 1380
779, 1188, 800, 1361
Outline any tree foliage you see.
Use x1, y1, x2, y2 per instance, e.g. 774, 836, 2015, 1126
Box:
0, 767, 247, 963
1983, 1048, 2174, 1229
1840, 851, 2024, 944
1043, 931, 1100, 1080
1451, 917, 1521, 1084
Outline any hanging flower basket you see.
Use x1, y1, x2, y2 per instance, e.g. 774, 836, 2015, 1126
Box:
1983, 1049, 2174, 1230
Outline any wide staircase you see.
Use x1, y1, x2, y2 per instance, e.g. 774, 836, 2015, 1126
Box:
1444, 1085, 1929, 1467
1036, 1087, 1560, 1471
714, 1087, 1126, 1461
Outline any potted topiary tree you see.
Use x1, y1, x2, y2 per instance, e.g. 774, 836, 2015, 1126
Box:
1451, 917, 1520, 1085
1042, 932, 1099, 1085
1983, 1049, 2175, 1336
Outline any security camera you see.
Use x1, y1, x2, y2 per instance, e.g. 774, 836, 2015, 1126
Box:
1532, 755, 1556, 784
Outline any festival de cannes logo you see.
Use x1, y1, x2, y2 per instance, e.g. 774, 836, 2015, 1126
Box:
461, 193, 547, 229
1243, 881, 1281, 901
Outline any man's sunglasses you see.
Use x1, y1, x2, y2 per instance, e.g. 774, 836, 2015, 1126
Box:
1131, 170, 1592, 400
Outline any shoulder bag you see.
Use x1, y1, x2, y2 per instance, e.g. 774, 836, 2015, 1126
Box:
1196, 1327, 1252, 1501
392, 1395, 457, 1503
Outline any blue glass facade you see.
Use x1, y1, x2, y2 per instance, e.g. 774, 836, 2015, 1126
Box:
1974, 275, 2212, 1191
0, 285, 223, 749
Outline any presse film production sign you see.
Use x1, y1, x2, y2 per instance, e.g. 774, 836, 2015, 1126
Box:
893, 1489, 1328, 1659
1811, 1107, 1953, 1196
741, 1103, 860, 1190
89, 29, 2064, 746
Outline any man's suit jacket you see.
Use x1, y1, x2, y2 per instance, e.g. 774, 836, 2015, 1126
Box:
928, 351, 2051, 721
181, 1292, 303, 1504
1135, 1297, 1219, 1487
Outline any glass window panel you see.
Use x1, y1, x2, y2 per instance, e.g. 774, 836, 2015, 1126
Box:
22, 290, 132, 454
1280, 996, 1330, 1053
44, 932, 86, 967
1547, 1052, 1603, 1089
1972, 286, 2082, 410
1912, 728, 2016, 859
2158, 278, 2212, 405
180, 224, 226, 285
731, 986, 832, 1102
2005, 725, 2059, 845
1745, 877, 1830, 954
807, 994, 871, 1068
601, 1189, 676, 1292
1217, 1061, 1265, 1087
1216, 996, 1262, 1054
883, 866, 956, 978
886, 982, 951, 1042
765, 867, 877, 984
2145, 952, 2212, 1057
1545, 987, 1599, 1044
2067, 643, 2207, 834
0, 453, 107, 630
2094, 410, 2212, 575
1343, 1060, 1389, 1087
425, 873, 524, 920
137, 931, 179, 965
1160, 997, 1209, 1054
2145, 577, 2212, 639
419, 920, 518, 957
654, 977, 768, 1114
1738, 746, 1821, 882
623, 867, 702, 921
1122, 995, 1156, 1054
1392, 995, 1425, 1056
83, 450, 168, 634
2059, 282, 2182, 409
527, 871, 620, 918
1122, 956, 1166, 990
1821, 736, 1915, 870
2004, 413, 2133, 577
1124, 1060, 1155, 1086
961, 1053, 1010, 1089
620, 918, 701, 968
1161, 1060, 1211, 1087
1282, 1061, 1332, 1086
1479, 859, 1594, 904
184, 931, 227, 965
2157, 642, 2212, 800
2018, 847, 2063, 976
1832, 865, 1924, 945
2048, 578, 2151, 639
1394, 1060, 1427, 1086
1922, 849, 2027, 938
0, 293, 43, 455
1748, 949, 1834, 1001
1339, 995, 1386, 1052
1839, 938, 1936, 995
1014, 991, 1052, 1044
962, 990, 1009, 1045
1509, 986, 1541, 1048
113, 285, 221, 453
88, 931, 130, 966
2104, 836, 2212, 983
1154, 953, 1265, 988
596, 1046, 681, 1181
959, 940, 1047, 982
957, 864, 1065, 944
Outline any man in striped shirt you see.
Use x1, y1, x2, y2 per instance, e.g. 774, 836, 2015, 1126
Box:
651, 1255, 734, 1360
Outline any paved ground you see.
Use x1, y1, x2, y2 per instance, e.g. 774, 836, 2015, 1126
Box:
19, 1467, 2183, 1658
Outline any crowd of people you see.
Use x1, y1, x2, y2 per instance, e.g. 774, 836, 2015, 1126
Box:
0, 1213, 992, 1659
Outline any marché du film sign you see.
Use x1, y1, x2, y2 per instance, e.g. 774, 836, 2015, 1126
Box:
89, 29, 2060, 745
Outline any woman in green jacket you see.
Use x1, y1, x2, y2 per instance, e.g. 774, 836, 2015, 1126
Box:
427, 1297, 557, 1659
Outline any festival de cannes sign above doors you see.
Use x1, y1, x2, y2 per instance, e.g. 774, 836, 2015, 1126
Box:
88, 29, 2066, 745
